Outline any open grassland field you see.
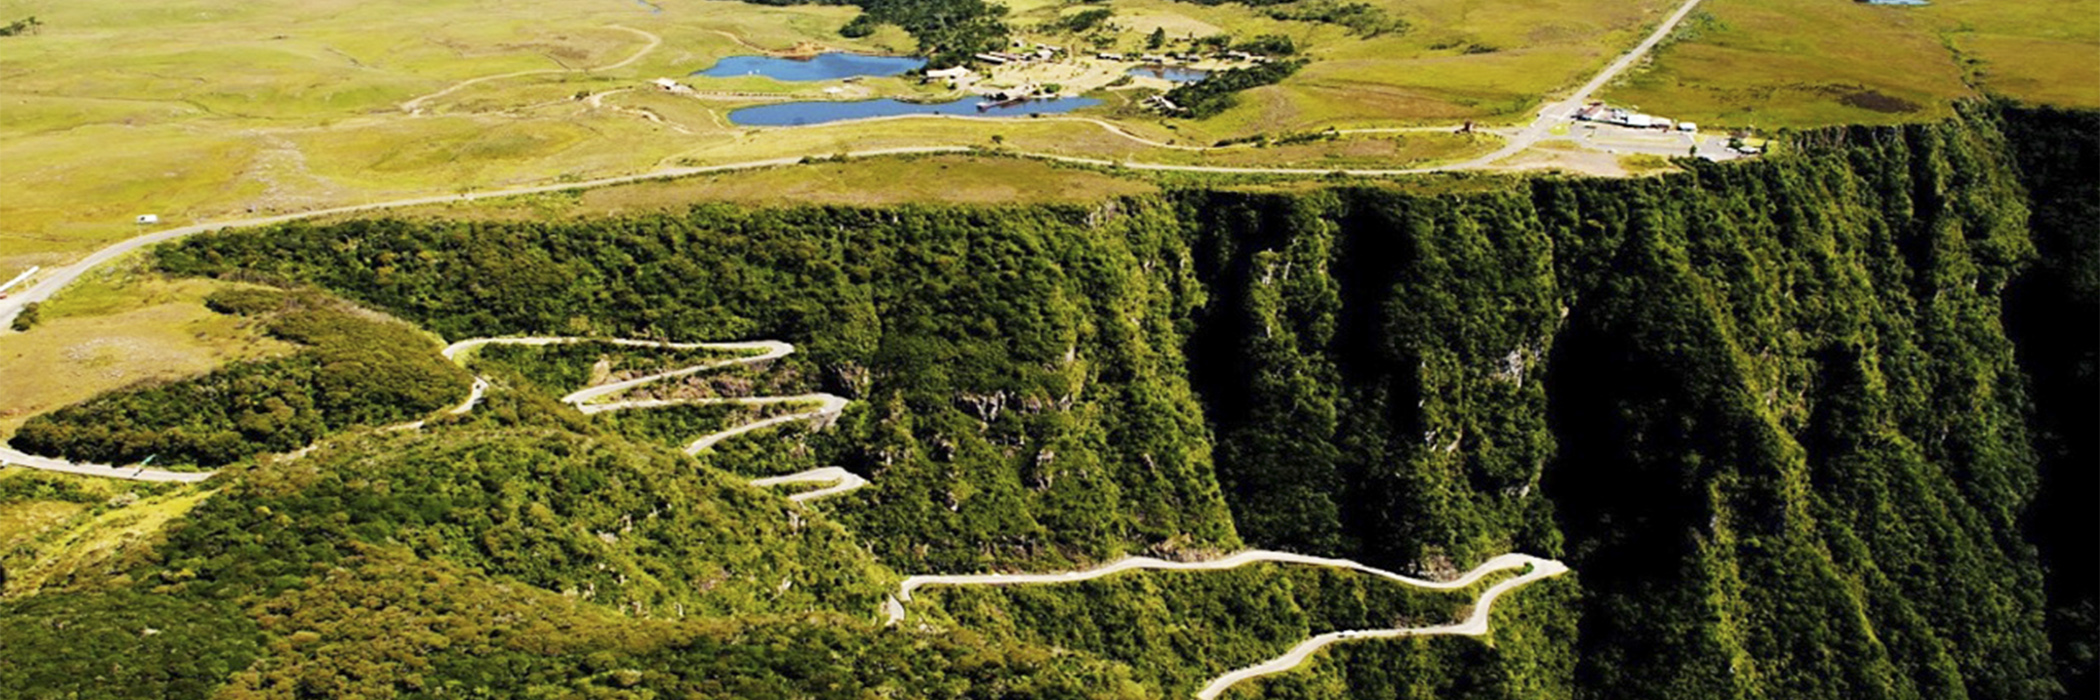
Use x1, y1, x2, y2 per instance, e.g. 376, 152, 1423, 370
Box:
0, 0, 1703, 278
0, 0, 898, 272
1600, 0, 2100, 130
1080, 0, 1679, 135
1, 0, 2094, 397
320, 154, 1159, 220
0, 263, 291, 439
1, 475, 204, 597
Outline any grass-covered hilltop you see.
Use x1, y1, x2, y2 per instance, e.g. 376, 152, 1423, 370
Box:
0, 101, 2091, 699
4, 0, 2094, 282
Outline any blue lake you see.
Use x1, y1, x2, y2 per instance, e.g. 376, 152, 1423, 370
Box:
728, 96, 1104, 126
1128, 66, 1209, 83
695, 53, 927, 82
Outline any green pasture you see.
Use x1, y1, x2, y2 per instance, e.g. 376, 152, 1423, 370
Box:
1599, 0, 2098, 130
0, 0, 2091, 282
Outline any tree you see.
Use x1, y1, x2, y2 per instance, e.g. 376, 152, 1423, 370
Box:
10, 301, 39, 331
1147, 27, 1166, 50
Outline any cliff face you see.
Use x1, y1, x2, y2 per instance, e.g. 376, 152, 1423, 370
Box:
148, 105, 2089, 698
1181, 108, 2061, 698
2002, 106, 2100, 700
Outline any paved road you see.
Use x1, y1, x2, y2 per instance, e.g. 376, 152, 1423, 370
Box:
1442, 0, 1708, 170
0, 146, 974, 333
2, 335, 864, 503
0, 446, 214, 483
750, 466, 869, 503
446, 336, 865, 500
7, 329, 1567, 699
0, 0, 1710, 333
889, 550, 1569, 697
1196, 555, 1568, 698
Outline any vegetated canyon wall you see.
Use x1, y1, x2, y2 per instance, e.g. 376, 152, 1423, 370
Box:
148, 103, 2091, 698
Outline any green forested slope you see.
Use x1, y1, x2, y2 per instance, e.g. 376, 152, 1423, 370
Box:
156, 427, 894, 616
1164, 109, 2053, 698
12, 289, 471, 467
2001, 105, 2100, 699
159, 203, 1244, 573
2, 102, 2069, 698
921, 563, 1550, 697
3, 424, 1139, 699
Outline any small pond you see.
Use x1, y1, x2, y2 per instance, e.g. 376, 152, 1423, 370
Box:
727, 96, 1103, 126
1128, 65, 1209, 83
695, 53, 927, 82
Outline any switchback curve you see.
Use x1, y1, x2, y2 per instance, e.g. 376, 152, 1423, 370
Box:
889, 550, 1568, 698
443, 336, 864, 501
0, 336, 859, 501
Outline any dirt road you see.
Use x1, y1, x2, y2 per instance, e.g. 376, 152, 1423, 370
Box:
400, 25, 661, 114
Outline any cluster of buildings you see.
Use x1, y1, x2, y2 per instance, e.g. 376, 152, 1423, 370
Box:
923, 65, 976, 89
976, 42, 1067, 65
1100, 50, 1270, 66
1576, 102, 1696, 133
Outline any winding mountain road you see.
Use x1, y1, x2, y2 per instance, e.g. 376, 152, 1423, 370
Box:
5, 332, 1570, 697
2, 336, 863, 503
1197, 555, 1568, 698
890, 550, 1569, 698
442, 336, 864, 500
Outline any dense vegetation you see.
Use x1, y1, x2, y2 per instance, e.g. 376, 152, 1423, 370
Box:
460, 340, 753, 396
922, 564, 1545, 696
208, 554, 1136, 699
1164, 60, 1305, 118
160, 203, 1245, 573
4, 427, 1141, 698
1050, 7, 1114, 34
154, 427, 891, 616
0, 591, 260, 697
2, 103, 2085, 698
12, 289, 471, 467
0, 16, 41, 37
1177, 109, 2060, 699
7, 300, 37, 330
2000, 104, 2100, 699
766, 0, 1009, 66
1262, 2, 1405, 38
